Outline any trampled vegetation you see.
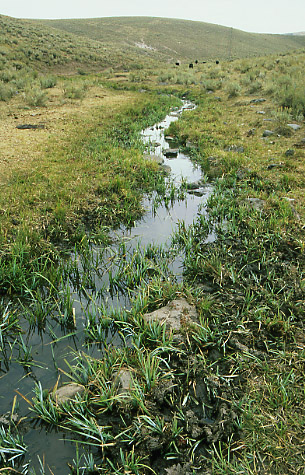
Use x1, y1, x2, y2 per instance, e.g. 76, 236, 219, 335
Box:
0, 13, 304, 475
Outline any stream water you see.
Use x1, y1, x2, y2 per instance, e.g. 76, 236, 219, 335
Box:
0, 101, 214, 473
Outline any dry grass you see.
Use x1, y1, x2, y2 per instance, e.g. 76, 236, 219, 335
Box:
0, 81, 122, 180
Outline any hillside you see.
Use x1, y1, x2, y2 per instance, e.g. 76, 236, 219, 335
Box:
41, 16, 305, 62
0, 14, 149, 73
1, 14, 305, 76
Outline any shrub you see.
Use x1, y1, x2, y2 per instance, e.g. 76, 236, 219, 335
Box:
175, 72, 197, 85
40, 76, 57, 89
226, 81, 241, 98
0, 82, 15, 101
0, 68, 17, 83
24, 86, 47, 107
248, 80, 263, 94
63, 84, 86, 100
264, 81, 277, 96
277, 85, 305, 117
202, 79, 222, 91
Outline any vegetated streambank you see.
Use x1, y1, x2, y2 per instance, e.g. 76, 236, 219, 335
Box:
1, 76, 304, 473
0, 99, 219, 474
1, 47, 305, 474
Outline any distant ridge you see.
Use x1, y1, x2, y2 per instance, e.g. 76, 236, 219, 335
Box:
1, 14, 305, 74
41, 16, 305, 62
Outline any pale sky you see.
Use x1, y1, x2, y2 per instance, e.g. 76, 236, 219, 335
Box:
0, 0, 304, 34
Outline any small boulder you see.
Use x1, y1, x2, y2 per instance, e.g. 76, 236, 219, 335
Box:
293, 138, 305, 148
53, 383, 85, 404
287, 123, 301, 131
16, 124, 45, 130
113, 368, 135, 397
224, 145, 244, 153
143, 298, 198, 332
250, 98, 266, 104
263, 130, 274, 137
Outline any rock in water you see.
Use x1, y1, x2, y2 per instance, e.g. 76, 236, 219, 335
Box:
143, 298, 198, 332
53, 383, 85, 404
163, 148, 179, 158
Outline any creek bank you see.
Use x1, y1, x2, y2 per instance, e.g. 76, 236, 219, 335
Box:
8, 99, 218, 474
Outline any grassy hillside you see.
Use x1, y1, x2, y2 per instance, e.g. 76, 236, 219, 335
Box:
42, 16, 305, 62
0, 14, 149, 73
1, 14, 305, 76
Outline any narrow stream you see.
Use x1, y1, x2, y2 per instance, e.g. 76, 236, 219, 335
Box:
0, 101, 214, 473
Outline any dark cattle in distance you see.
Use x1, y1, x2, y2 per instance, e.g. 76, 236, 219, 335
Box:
216, 60, 220, 64
189, 63, 194, 69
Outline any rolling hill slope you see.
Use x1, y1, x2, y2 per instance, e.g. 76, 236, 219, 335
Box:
1, 14, 305, 75
41, 16, 305, 62
0, 14, 147, 73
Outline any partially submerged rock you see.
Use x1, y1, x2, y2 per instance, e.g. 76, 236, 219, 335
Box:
53, 383, 85, 404
143, 298, 198, 332
0, 412, 19, 428
185, 181, 200, 191
163, 148, 179, 158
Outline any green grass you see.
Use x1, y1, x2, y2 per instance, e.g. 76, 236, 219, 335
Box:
0, 27, 304, 473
